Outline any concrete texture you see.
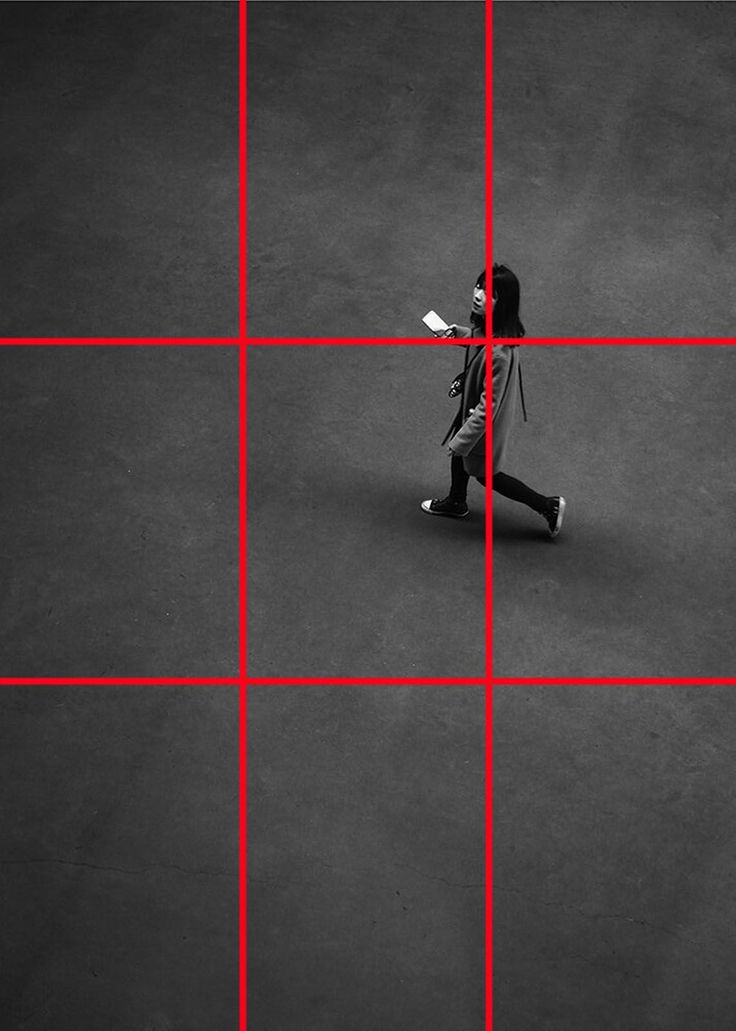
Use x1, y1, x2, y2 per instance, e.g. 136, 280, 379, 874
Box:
248, 682, 484, 1031
494, 683, 736, 1031
0, 2, 237, 338
494, 1, 736, 337
247, 345, 486, 678
0, 684, 237, 1031
247, 1, 485, 338
492, 345, 736, 678
0, 346, 238, 677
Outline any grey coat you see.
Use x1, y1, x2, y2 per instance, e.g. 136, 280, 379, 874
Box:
447, 345, 486, 478
491, 344, 521, 469
448, 344, 523, 477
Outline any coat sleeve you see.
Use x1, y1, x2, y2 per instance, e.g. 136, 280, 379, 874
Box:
491, 345, 511, 420
448, 390, 486, 456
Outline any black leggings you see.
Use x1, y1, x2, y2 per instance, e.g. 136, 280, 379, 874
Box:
449, 454, 470, 501
450, 456, 546, 514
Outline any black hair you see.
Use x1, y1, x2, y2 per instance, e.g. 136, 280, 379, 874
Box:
469, 269, 486, 333
491, 263, 525, 339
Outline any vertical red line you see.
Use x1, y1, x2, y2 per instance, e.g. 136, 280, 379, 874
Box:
239, 3, 248, 1027
486, 681, 493, 1031
240, 0, 247, 339
485, 0, 493, 682
486, 2, 493, 1029
487, 0, 493, 284
241, 346, 248, 679
239, 344, 248, 1031
240, 682, 248, 1031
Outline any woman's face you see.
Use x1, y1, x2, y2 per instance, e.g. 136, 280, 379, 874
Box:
472, 284, 486, 316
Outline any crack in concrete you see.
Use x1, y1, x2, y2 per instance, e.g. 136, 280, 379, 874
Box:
248, 859, 483, 895
565, 950, 645, 983
391, 861, 483, 890
0, 857, 235, 879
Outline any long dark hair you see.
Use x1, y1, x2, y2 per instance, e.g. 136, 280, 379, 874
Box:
491, 263, 525, 339
469, 268, 486, 335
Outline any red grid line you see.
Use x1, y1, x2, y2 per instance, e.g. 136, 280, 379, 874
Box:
240, 3, 247, 1030
486, 1, 493, 1026
486, 2, 493, 1027
244, 677, 486, 686
486, 683, 494, 1031
0, 677, 239, 686
240, 348, 248, 680
240, 686, 247, 1031
2, 335, 734, 348
0, 338, 240, 346
244, 336, 736, 347
240, 0, 247, 341
491, 677, 736, 686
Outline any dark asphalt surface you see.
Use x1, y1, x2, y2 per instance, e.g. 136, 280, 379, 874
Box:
0, 346, 238, 677
495, 683, 736, 1031
494, 1, 736, 337
0, 685, 237, 1031
248, 683, 484, 1031
0, 2, 237, 337
247, 1, 485, 338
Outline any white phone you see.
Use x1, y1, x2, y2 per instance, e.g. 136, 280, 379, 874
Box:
422, 310, 451, 336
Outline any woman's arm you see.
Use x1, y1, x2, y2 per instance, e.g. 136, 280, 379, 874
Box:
446, 324, 472, 339
491, 345, 512, 417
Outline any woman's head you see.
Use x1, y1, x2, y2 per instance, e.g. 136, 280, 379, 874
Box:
491, 263, 525, 339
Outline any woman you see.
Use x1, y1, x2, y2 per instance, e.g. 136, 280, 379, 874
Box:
421, 264, 565, 537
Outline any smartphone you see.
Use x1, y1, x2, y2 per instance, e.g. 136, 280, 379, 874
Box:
422, 310, 452, 336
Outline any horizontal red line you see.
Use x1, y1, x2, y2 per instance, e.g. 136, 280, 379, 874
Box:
0, 677, 241, 686
245, 337, 479, 346
245, 337, 736, 347
245, 677, 486, 686
2, 337, 731, 347
0, 338, 240, 347
488, 338, 736, 347
491, 677, 736, 686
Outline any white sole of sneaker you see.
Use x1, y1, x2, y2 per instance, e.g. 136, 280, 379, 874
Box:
420, 500, 469, 518
550, 496, 566, 537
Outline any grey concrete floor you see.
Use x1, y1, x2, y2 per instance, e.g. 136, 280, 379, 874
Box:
0, 684, 237, 1031
248, 683, 485, 1031
0, 2, 237, 337
494, 1, 736, 337
492, 345, 736, 678
247, 345, 485, 678
494, 683, 736, 1031
0, 346, 238, 677
247, 1, 485, 338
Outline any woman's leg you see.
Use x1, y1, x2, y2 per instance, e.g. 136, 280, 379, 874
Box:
449, 454, 470, 502
492, 471, 547, 513
492, 471, 566, 537
421, 455, 471, 518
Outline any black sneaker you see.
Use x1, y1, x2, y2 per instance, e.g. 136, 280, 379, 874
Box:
543, 496, 566, 537
421, 496, 469, 518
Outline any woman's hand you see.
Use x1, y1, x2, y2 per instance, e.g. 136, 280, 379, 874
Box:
445, 324, 471, 339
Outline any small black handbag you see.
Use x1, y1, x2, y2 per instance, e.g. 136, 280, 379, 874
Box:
448, 370, 465, 398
